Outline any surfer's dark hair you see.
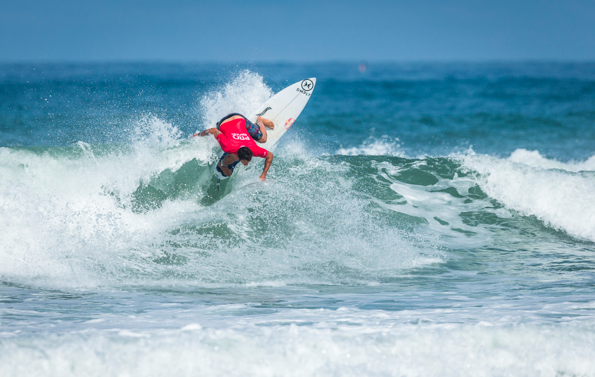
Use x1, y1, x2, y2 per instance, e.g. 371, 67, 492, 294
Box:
237, 147, 253, 162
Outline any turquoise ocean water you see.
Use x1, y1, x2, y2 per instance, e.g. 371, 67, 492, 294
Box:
1, 62, 595, 376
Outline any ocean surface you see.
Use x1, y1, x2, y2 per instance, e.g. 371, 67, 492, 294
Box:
1, 62, 595, 376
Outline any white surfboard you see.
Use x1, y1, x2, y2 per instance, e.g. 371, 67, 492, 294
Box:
247, 78, 316, 148
210, 78, 316, 184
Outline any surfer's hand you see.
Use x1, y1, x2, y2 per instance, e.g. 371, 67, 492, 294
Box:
259, 174, 267, 182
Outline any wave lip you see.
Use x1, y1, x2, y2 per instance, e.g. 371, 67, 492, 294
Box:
509, 149, 595, 172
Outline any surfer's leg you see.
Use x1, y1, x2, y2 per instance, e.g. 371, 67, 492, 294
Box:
254, 118, 276, 143
256, 122, 267, 143
257, 117, 275, 130
245, 118, 267, 143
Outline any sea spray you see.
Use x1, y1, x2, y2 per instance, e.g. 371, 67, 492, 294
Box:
198, 70, 273, 131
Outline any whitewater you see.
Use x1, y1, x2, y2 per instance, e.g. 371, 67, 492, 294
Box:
1, 62, 595, 376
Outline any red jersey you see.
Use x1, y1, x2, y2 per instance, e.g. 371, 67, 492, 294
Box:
216, 118, 268, 158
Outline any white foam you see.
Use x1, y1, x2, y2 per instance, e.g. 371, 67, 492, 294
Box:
461, 152, 595, 242
180, 323, 202, 331
0, 117, 210, 289
1, 323, 593, 377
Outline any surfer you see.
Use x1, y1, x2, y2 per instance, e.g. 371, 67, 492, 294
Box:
199, 114, 274, 181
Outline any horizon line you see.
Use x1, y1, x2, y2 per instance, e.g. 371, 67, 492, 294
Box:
2, 59, 595, 65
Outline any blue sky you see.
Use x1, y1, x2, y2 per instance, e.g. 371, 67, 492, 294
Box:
1, 0, 594, 62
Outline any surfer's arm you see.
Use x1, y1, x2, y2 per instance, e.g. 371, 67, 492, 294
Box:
200, 128, 222, 138
217, 162, 232, 177
254, 117, 275, 144
217, 155, 237, 177
259, 151, 274, 181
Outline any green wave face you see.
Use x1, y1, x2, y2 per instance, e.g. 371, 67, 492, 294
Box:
8, 136, 582, 290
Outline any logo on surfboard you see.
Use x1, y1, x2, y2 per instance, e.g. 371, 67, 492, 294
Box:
301, 79, 314, 91
284, 118, 295, 130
